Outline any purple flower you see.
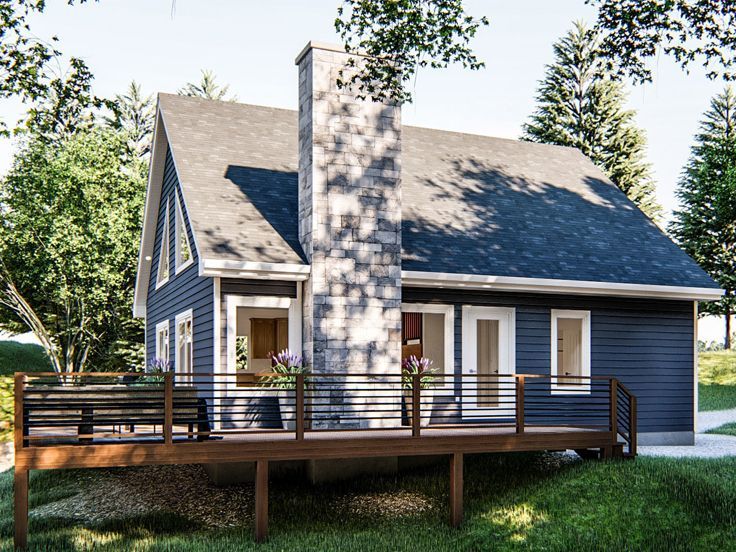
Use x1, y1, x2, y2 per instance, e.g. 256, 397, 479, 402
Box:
147, 357, 170, 373
271, 349, 303, 369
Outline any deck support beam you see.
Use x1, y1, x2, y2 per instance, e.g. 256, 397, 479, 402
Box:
255, 460, 268, 542
14, 467, 28, 550
449, 452, 463, 528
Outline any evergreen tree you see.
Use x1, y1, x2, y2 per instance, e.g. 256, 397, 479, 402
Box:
104, 81, 155, 159
523, 21, 661, 220
670, 87, 736, 349
178, 70, 236, 102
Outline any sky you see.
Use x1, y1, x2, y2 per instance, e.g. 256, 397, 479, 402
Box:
0, 0, 729, 343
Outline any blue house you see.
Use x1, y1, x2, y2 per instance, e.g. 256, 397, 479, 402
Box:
133, 41, 722, 449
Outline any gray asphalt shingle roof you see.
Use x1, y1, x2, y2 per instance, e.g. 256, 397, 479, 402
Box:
158, 93, 719, 290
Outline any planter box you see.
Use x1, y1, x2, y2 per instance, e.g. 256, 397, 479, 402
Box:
404, 388, 435, 427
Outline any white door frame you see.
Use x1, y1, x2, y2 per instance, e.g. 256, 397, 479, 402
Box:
223, 289, 303, 391
461, 305, 516, 417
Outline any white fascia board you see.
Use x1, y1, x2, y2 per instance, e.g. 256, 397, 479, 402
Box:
133, 107, 167, 318
200, 258, 311, 281
401, 270, 724, 302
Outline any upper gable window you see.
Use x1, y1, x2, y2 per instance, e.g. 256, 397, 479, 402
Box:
175, 195, 194, 273
156, 199, 170, 288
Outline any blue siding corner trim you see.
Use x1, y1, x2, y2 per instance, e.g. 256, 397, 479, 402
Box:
145, 146, 214, 373
405, 288, 694, 435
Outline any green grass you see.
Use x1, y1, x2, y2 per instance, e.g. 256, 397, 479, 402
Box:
0, 341, 50, 441
707, 423, 736, 437
699, 351, 736, 411
1, 454, 736, 551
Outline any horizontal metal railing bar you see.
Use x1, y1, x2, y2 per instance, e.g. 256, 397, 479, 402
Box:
21, 371, 615, 381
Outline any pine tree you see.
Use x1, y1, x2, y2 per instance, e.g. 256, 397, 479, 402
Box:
523, 21, 661, 220
670, 87, 736, 349
178, 70, 236, 102
104, 81, 155, 159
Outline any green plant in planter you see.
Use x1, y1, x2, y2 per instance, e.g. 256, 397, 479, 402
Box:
263, 349, 309, 389
402, 355, 437, 390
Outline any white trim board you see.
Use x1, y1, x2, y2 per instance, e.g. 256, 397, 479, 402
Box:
550, 309, 591, 395
224, 293, 303, 387
401, 303, 455, 393
402, 270, 724, 301
461, 306, 516, 417
200, 258, 310, 281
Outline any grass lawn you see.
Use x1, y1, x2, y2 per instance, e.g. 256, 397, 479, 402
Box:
0, 341, 50, 442
707, 423, 736, 437
699, 351, 736, 412
1, 453, 735, 551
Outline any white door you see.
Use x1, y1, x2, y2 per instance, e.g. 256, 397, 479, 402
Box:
461, 306, 516, 417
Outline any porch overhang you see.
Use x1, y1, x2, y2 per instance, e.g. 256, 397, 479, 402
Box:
401, 270, 725, 302
200, 258, 311, 280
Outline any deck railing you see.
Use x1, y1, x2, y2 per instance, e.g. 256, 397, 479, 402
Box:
14, 371, 636, 455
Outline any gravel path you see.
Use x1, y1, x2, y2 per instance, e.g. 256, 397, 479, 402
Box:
698, 407, 736, 432
638, 408, 736, 459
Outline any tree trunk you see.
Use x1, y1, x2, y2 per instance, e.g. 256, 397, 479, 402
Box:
727, 308, 732, 350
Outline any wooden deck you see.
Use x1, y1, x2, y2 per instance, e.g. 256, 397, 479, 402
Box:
12, 371, 637, 549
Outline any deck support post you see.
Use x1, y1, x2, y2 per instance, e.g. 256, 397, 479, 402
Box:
14, 468, 28, 550
449, 453, 463, 528
255, 460, 269, 542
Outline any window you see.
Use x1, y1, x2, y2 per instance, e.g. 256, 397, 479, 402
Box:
175, 196, 193, 273
155, 320, 169, 363
175, 310, 194, 383
400, 303, 454, 391
156, 199, 170, 287
551, 309, 591, 394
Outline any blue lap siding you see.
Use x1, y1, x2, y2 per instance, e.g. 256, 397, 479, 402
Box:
403, 288, 694, 435
145, 147, 214, 374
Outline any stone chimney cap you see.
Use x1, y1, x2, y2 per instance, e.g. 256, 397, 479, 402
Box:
294, 41, 348, 65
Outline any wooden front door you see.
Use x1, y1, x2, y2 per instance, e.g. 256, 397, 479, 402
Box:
251, 318, 289, 362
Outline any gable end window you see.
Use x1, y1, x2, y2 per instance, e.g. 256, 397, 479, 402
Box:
175, 195, 194, 273
156, 199, 170, 288
550, 309, 591, 394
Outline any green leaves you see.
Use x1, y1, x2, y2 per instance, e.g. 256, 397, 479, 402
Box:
590, 0, 736, 83
523, 21, 661, 221
0, 128, 146, 371
335, 0, 489, 103
670, 87, 736, 327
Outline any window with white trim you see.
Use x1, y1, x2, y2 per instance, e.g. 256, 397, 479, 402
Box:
175, 310, 193, 383
400, 303, 454, 391
175, 196, 193, 273
551, 309, 591, 394
155, 320, 169, 363
156, 198, 170, 287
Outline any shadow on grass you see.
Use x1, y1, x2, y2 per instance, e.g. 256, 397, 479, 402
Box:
0, 455, 735, 551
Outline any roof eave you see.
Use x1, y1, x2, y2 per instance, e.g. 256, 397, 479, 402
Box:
401, 270, 724, 301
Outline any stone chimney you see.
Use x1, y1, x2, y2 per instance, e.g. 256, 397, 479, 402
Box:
296, 42, 402, 376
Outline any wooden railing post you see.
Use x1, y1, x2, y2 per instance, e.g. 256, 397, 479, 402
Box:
14, 373, 26, 451
515, 375, 525, 434
164, 371, 173, 445
412, 373, 421, 437
296, 374, 304, 441
609, 378, 618, 440
629, 394, 637, 456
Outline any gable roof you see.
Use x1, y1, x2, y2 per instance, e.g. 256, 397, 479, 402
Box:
134, 94, 720, 315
